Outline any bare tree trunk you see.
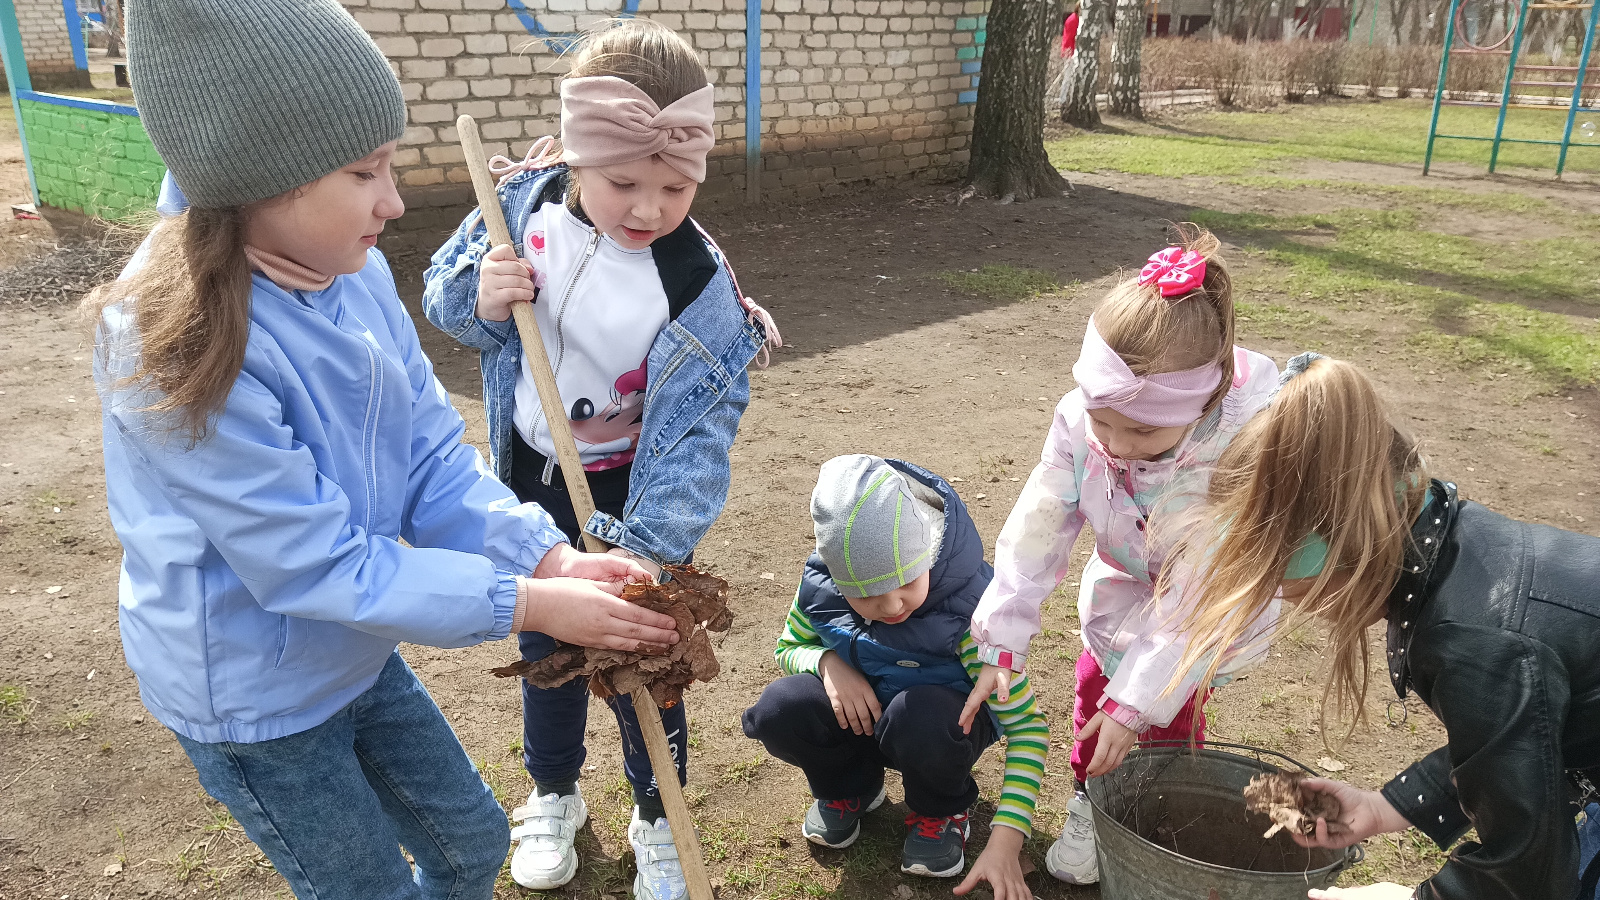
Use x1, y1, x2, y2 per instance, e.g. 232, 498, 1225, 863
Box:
967, 0, 1067, 199
1108, 0, 1144, 115
103, 0, 123, 57
1061, 0, 1106, 127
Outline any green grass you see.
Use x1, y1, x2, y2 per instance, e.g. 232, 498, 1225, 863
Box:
1047, 100, 1600, 177
1225, 177, 1566, 218
936, 264, 1064, 301
1190, 206, 1600, 385
1, 684, 33, 725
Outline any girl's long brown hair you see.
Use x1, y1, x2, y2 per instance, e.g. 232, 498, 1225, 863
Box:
1094, 224, 1236, 419
83, 207, 253, 442
1159, 357, 1427, 744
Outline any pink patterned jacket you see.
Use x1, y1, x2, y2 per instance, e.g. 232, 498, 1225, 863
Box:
972, 347, 1281, 731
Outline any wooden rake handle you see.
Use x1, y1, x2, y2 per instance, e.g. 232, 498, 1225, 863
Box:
455, 116, 715, 900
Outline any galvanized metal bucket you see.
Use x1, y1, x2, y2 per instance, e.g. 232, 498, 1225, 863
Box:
1086, 742, 1363, 900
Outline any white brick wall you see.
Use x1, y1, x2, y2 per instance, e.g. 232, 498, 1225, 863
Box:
344, 0, 979, 200
16, 0, 80, 75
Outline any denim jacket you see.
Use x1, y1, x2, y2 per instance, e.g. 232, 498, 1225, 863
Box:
422, 165, 772, 566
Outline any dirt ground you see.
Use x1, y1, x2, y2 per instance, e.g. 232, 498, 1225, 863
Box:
3, 106, 1598, 900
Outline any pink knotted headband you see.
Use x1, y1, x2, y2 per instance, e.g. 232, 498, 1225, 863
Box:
1138, 246, 1207, 297
559, 76, 716, 182
1072, 318, 1223, 427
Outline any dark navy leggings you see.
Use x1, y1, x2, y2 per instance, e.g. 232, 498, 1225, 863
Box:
506, 432, 688, 808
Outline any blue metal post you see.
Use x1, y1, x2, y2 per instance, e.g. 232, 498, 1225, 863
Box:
1555, 0, 1598, 176
745, 0, 761, 203
0, 0, 38, 205
1487, 0, 1531, 173
1424, 0, 1464, 175
62, 0, 87, 69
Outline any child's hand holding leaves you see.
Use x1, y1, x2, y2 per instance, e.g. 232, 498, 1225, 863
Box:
818, 650, 881, 735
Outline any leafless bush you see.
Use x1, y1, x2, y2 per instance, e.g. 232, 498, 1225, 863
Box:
1190, 39, 1280, 108
1140, 37, 1203, 111
1394, 44, 1439, 97
1349, 44, 1389, 96
1276, 42, 1316, 101
1307, 42, 1348, 97
1444, 51, 1503, 99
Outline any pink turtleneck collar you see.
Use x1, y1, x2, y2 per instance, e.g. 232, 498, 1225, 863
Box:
244, 246, 336, 293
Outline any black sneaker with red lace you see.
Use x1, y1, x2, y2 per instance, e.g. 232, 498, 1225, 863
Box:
801, 783, 888, 849
900, 810, 971, 878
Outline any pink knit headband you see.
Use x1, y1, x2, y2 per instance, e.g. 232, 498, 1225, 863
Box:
1072, 318, 1223, 428
559, 76, 715, 182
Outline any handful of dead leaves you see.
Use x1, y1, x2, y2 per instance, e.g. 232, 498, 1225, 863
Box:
490, 565, 731, 709
1243, 770, 1342, 839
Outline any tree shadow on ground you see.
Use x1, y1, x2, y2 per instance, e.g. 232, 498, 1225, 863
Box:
380, 181, 1208, 406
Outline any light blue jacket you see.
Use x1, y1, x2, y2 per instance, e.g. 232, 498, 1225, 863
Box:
97, 197, 568, 744
422, 165, 768, 566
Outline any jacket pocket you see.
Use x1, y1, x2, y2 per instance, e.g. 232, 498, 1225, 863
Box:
273, 615, 295, 669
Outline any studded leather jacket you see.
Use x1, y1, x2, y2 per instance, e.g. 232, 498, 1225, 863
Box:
1378, 480, 1600, 900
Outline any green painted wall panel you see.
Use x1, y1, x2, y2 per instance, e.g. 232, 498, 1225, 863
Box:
19, 98, 160, 222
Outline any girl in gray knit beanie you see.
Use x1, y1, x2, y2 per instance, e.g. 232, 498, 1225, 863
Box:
87, 3, 681, 898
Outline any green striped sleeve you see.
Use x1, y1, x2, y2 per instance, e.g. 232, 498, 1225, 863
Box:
774, 597, 828, 676
961, 632, 1050, 835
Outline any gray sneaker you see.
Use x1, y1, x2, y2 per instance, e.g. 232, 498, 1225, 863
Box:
802, 783, 888, 849
900, 811, 971, 878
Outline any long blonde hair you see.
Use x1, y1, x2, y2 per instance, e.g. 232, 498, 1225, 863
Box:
82, 207, 254, 442
1160, 357, 1428, 744
1095, 225, 1236, 419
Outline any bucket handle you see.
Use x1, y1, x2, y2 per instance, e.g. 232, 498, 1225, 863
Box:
1129, 739, 1323, 777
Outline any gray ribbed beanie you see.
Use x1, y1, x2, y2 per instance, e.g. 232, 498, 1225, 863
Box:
812, 455, 946, 600
127, 0, 407, 209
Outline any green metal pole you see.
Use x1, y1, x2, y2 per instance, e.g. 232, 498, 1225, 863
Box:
1488, 0, 1531, 173
1425, 0, 1465, 174
0, 0, 37, 205
1555, 0, 1598, 176
1368, 0, 1377, 45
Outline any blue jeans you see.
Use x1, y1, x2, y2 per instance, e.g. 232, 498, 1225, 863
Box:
1580, 803, 1600, 900
173, 652, 509, 900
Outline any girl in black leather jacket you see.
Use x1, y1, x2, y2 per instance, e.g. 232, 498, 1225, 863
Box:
1161, 354, 1600, 900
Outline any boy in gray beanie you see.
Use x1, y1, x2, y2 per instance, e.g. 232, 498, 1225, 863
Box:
743, 456, 1051, 897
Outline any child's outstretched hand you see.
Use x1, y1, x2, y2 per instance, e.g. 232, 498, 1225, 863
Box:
476, 242, 536, 322
954, 823, 1031, 900
1078, 710, 1138, 778
532, 542, 652, 592
818, 650, 881, 735
958, 664, 1011, 734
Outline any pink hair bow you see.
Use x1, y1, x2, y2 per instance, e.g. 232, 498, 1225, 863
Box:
1137, 247, 1207, 298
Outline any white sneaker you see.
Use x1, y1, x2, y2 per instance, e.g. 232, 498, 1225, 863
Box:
628, 807, 688, 900
509, 789, 587, 890
1046, 792, 1100, 885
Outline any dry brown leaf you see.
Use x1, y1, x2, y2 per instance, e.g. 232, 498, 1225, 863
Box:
1243, 770, 1342, 839
490, 565, 731, 709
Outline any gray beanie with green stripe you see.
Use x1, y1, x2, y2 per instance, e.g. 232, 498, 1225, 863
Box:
812, 455, 946, 600
127, 0, 407, 209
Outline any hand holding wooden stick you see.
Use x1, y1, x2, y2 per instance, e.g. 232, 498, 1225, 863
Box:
456, 114, 715, 900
